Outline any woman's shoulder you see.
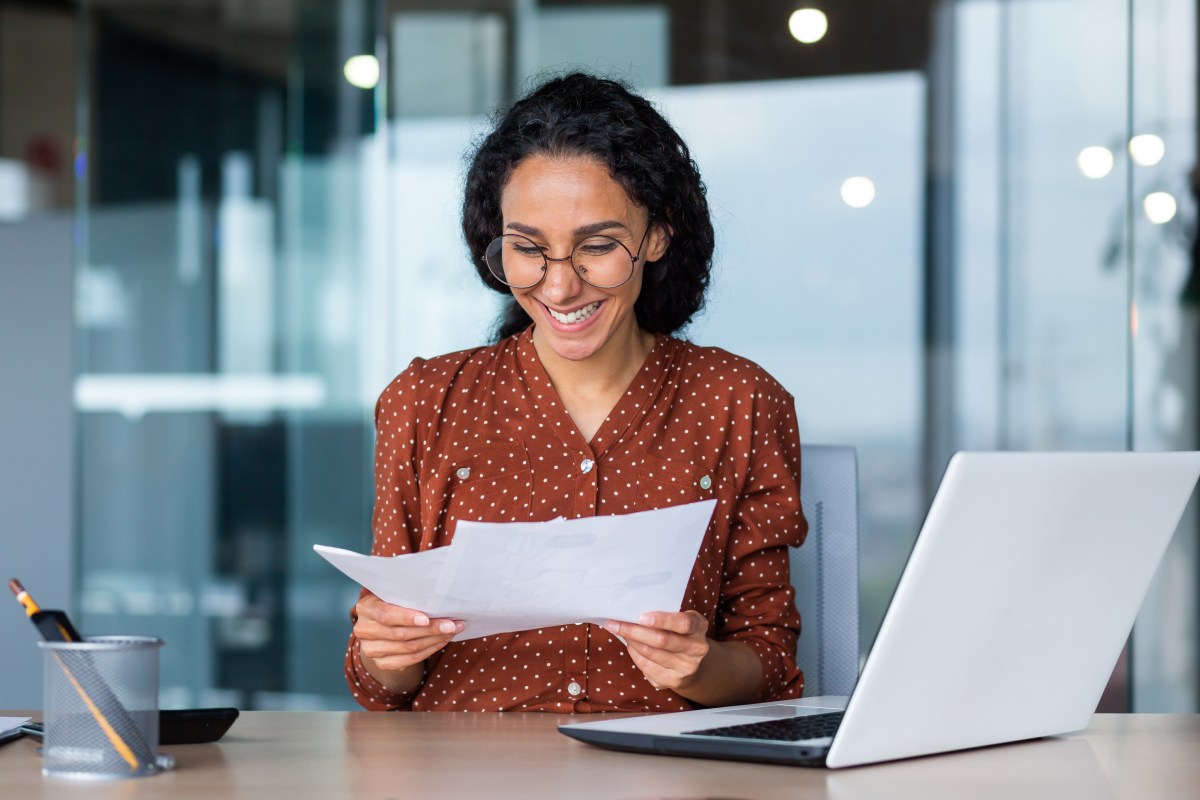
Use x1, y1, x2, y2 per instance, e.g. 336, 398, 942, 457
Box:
379, 336, 521, 402
668, 337, 793, 401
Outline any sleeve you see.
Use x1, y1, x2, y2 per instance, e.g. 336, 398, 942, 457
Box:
344, 359, 428, 711
715, 384, 807, 702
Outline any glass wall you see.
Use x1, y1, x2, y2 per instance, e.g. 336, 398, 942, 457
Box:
62, 0, 1200, 711
1130, 0, 1199, 711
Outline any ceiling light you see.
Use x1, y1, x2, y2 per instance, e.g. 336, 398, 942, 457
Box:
1129, 134, 1165, 167
841, 177, 875, 209
343, 55, 380, 90
1143, 192, 1176, 224
789, 9, 828, 44
1077, 146, 1114, 179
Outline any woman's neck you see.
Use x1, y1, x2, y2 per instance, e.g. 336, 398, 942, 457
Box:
532, 323, 656, 437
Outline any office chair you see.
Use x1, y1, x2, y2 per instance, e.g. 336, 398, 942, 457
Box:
791, 444, 860, 697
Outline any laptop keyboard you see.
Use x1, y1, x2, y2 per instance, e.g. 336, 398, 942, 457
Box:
685, 711, 844, 742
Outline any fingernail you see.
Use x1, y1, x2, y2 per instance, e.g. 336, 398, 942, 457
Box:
414, 614, 430, 626
455, 621, 465, 632
604, 621, 619, 634
638, 613, 652, 626
439, 620, 456, 634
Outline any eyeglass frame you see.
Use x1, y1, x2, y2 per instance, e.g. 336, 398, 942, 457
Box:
483, 218, 657, 290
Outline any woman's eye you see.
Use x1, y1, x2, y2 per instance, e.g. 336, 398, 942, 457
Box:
576, 238, 620, 256
511, 243, 544, 257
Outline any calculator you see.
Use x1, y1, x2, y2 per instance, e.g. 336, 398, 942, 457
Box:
19, 707, 239, 745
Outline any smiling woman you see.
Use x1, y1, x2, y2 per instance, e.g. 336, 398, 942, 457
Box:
496, 155, 664, 377
344, 73, 810, 714
464, 73, 715, 343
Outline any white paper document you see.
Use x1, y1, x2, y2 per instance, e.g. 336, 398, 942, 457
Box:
1, 716, 30, 738
314, 499, 716, 640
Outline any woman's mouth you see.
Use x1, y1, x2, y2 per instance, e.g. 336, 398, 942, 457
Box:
545, 301, 601, 326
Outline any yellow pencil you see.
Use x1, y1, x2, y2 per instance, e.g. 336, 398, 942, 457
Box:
9, 578, 146, 772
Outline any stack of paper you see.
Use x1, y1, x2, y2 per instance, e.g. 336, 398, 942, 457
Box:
1, 717, 31, 744
314, 499, 716, 640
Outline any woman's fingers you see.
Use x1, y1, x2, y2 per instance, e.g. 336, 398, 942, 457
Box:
352, 618, 460, 647
626, 639, 703, 675
636, 611, 706, 636
605, 610, 710, 690
354, 615, 462, 645
365, 639, 451, 673
624, 641, 700, 691
354, 594, 463, 671
356, 594, 432, 627
356, 595, 462, 636
604, 610, 707, 651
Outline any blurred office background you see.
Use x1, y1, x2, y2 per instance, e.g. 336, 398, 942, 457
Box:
0, 0, 1196, 712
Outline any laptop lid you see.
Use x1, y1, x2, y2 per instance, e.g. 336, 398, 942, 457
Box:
825, 450, 1200, 767
559, 451, 1200, 769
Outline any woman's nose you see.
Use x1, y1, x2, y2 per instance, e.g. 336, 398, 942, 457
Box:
539, 255, 583, 300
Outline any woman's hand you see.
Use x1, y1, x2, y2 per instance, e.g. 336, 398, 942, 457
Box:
604, 610, 765, 707
604, 610, 710, 691
354, 594, 463, 690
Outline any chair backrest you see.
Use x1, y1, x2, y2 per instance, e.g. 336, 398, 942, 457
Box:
791, 444, 860, 697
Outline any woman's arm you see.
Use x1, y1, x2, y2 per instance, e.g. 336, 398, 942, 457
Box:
710, 386, 807, 701
609, 380, 808, 707
345, 360, 440, 710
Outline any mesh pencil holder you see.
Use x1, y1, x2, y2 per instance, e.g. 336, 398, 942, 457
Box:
38, 635, 167, 780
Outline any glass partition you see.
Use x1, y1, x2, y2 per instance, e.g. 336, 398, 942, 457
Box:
1130, 0, 1199, 711
75, 0, 378, 709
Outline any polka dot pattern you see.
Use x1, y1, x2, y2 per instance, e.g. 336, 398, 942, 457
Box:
345, 327, 808, 712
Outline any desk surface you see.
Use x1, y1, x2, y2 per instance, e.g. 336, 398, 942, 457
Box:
2, 711, 1198, 799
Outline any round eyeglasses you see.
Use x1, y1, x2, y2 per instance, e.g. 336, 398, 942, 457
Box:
483, 221, 655, 289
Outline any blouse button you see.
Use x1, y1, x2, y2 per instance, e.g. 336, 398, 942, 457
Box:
699, 475, 713, 490
567, 681, 583, 697
580, 458, 594, 474
456, 467, 471, 480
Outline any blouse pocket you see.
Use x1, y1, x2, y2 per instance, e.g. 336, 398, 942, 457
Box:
438, 443, 533, 538
636, 453, 714, 510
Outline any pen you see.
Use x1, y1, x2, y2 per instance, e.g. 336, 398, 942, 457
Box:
8, 578, 149, 772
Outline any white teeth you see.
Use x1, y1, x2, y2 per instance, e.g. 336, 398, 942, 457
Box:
548, 301, 600, 325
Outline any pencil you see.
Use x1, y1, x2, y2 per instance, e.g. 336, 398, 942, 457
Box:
8, 578, 150, 772
9, 579, 79, 642
8, 578, 39, 616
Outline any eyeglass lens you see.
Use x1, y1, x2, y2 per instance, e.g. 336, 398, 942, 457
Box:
485, 235, 636, 289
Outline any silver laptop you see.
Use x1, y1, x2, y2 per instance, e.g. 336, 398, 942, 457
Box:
559, 451, 1200, 768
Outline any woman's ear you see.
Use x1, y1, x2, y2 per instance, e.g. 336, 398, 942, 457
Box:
647, 218, 673, 263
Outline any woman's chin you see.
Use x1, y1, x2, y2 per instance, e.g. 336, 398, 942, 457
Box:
539, 333, 602, 363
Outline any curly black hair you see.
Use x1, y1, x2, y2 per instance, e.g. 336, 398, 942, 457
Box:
462, 72, 715, 341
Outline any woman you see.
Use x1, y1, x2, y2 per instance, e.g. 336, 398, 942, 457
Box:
346, 73, 807, 712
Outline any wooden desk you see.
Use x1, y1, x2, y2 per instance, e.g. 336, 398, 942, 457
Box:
1, 712, 1197, 799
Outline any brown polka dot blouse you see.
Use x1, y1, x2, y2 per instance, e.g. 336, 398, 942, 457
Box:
345, 327, 808, 712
